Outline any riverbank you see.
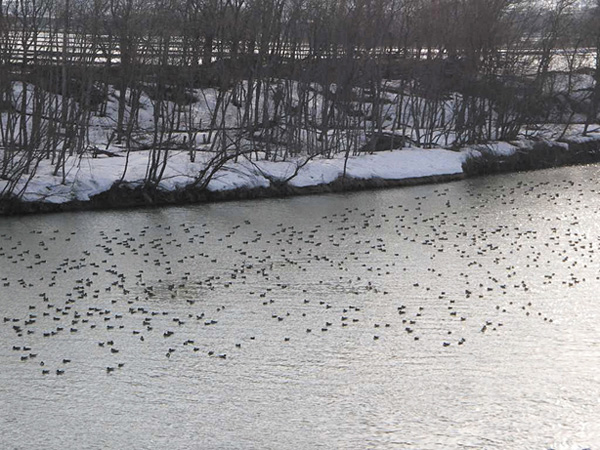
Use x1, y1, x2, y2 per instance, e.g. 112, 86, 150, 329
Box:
0, 172, 467, 215
462, 134, 600, 176
1, 134, 600, 216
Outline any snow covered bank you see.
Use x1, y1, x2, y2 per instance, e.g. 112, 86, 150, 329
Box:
0, 147, 466, 214
2, 134, 600, 215
462, 134, 600, 176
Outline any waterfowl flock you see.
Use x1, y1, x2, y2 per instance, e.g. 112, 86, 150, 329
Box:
1, 171, 599, 381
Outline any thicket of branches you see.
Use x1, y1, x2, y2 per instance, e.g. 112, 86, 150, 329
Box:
0, 0, 599, 197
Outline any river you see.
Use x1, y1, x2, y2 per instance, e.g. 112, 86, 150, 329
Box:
1, 164, 600, 449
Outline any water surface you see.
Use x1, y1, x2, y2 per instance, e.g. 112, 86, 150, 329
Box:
1, 165, 600, 449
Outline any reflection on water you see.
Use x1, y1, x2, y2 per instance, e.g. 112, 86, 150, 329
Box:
2, 165, 600, 449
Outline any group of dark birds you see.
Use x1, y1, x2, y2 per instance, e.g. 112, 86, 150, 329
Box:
2, 174, 597, 377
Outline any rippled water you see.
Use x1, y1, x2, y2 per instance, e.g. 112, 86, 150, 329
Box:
2, 165, 600, 449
